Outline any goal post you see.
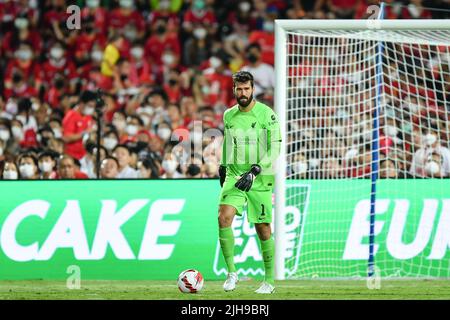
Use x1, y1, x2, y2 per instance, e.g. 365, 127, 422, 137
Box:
274, 19, 450, 280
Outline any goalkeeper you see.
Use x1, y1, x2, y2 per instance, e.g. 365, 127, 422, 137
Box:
218, 71, 281, 294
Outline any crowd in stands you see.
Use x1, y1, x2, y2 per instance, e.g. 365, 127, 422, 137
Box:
0, 0, 449, 180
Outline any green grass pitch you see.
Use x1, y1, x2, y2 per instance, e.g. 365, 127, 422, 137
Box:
0, 279, 449, 300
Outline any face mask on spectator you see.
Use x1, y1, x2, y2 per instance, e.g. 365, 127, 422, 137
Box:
309, 158, 321, 169
86, 0, 100, 8
11, 126, 24, 141
292, 161, 308, 174
246, 53, 258, 64
15, 49, 32, 61
113, 119, 126, 131
104, 137, 118, 150
126, 124, 138, 136
39, 161, 53, 173
193, 0, 205, 10
425, 160, 440, 176
162, 53, 175, 65
156, 25, 166, 35
239, 2, 251, 12
50, 47, 64, 60
162, 159, 177, 173
120, 0, 133, 8
160, 0, 170, 10
263, 21, 274, 32
14, 18, 29, 29
158, 127, 171, 140
332, 125, 345, 137
3, 170, 18, 180
6, 99, 18, 114
91, 50, 103, 62
53, 128, 62, 139
193, 28, 207, 40
83, 106, 95, 116
124, 28, 137, 41
19, 164, 35, 178
209, 56, 222, 69
385, 125, 398, 137
131, 47, 144, 60
424, 133, 437, 146
0, 129, 10, 141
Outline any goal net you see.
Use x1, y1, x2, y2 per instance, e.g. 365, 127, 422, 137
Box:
274, 20, 450, 279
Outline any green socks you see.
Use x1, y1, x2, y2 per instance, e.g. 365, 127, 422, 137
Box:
219, 227, 236, 273
260, 237, 275, 285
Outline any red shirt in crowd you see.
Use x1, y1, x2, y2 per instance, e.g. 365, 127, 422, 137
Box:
62, 108, 93, 160
144, 33, 180, 65
40, 58, 77, 86
248, 31, 274, 65
81, 7, 109, 35
4, 58, 42, 86
2, 30, 42, 57
108, 8, 145, 32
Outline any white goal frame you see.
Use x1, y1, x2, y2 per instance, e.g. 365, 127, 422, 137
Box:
274, 19, 450, 280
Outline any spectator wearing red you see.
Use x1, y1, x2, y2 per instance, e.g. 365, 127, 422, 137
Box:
72, 17, 107, 68
147, 0, 182, 34
2, 14, 42, 60
144, 18, 180, 65
4, 43, 42, 94
62, 91, 96, 160
3, 71, 38, 100
108, 0, 146, 40
182, 0, 218, 37
201, 56, 234, 108
128, 43, 154, 87
81, 0, 109, 35
225, 1, 257, 35
41, 42, 77, 89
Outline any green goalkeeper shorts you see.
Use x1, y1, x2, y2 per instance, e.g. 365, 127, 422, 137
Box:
219, 176, 273, 224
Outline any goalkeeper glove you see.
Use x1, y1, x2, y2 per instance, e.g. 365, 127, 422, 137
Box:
235, 164, 261, 192
219, 165, 226, 187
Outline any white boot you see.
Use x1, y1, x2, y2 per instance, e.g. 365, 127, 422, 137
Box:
255, 282, 275, 294
223, 272, 239, 292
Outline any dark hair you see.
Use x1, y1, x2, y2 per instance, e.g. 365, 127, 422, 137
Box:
17, 152, 38, 167
38, 150, 58, 161
112, 144, 130, 155
246, 42, 262, 52
79, 90, 97, 104
102, 156, 120, 168
232, 71, 254, 88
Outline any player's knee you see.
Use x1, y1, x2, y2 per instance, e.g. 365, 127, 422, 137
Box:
218, 206, 234, 227
255, 223, 271, 240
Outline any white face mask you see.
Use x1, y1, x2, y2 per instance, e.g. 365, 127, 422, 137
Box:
3, 170, 18, 180
19, 164, 35, 178
0, 129, 10, 141
425, 161, 440, 176
309, 158, 321, 169
15, 49, 32, 61
50, 47, 64, 60
91, 50, 103, 62
131, 47, 144, 59
39, 161, 53, 173
162, 54, 175, 65
292, 161, 308, 174
332, 125, 345, 137
158, 128, 172, 140
239, 1, 251, 12
14, 18, 29, 29
126, 124, 138, 136
209, 56, 222, 69
385, 125, 398, 137
53, 128, 62, 139
83, 106, 95, 116
162, 160, 178, 173
113, 119, 126, 131
103, 137, 118, 150
424, 133, 437, 146
120, 0, 133, 8
11, 126, 24, 140
86, 0, 100, 8
193, 28, 207, 40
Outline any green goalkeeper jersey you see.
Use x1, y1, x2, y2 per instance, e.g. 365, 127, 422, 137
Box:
220, 101, 281, 191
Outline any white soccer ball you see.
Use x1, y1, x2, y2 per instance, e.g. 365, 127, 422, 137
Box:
177, 269, 204, 293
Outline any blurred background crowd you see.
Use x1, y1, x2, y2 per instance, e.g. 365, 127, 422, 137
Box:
0, 0, 449, 180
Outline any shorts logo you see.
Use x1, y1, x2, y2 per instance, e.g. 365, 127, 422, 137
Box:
251, 122, 256, 128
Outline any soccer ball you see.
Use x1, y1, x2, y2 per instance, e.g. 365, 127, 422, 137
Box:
177, 269, 204, 293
